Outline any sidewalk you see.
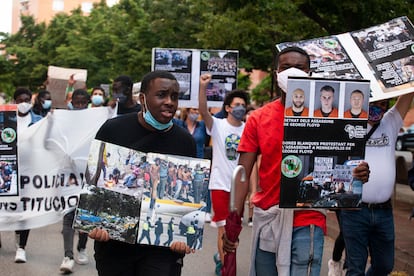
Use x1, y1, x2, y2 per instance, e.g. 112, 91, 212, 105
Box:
326, 183, 414, 275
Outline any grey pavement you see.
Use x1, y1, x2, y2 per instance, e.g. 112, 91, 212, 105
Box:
1, 183, 412, 275
0, 211, 333, 276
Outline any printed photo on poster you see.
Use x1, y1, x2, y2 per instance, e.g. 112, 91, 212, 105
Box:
74, 139, 210, 249
200, 50, 238, 103
280, 77, 369, 208
277, 16, 414, 101
152, 48, 239, 108
0, 105, 18, 197
153, 48, 193, 101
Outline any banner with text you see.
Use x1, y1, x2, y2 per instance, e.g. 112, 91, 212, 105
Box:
0, 107, 112, 230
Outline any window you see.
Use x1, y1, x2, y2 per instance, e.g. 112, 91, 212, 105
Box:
52, 0, 64, 11
81, 2, 93, 13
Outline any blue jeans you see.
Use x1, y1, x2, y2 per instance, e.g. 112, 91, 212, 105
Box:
340, 207, 394, 276
255, 225, 324, 276
291, 225, 324, 276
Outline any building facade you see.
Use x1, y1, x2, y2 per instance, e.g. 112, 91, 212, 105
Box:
11, 0, 118, 34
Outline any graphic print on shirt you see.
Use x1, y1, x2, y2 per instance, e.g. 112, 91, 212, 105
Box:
366, 132, 390, 147
225, 133, 241, 160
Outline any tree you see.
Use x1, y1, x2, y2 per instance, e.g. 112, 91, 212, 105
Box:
1, 0, 414, 98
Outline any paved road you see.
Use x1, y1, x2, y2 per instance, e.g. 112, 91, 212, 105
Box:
0, 216, 334, 276
3, 183, 412, 276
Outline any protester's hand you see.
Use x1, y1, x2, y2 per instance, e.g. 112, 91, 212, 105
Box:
353, 161, 370, 183
107, 98, 117, 109
89, 227, 110, 242
249, 193, 255, 208
170, 241, 194, 254
222, 232, 239, 253
68, 74, 76, 87
199, 74, 212, 88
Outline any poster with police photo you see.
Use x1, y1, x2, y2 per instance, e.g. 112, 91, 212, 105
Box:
152, 48, 239, 108
75, 139, 210, 248
277, 16, 414, 102
0, 105, 18, 198
280, 77, 370, 208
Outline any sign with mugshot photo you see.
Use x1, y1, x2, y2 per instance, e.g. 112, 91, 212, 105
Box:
277, 16, 414, 102
280, 76, 370, 208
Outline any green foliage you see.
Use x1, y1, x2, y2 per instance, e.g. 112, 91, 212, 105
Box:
237, 73, 251, 91
251, 74, 273, 105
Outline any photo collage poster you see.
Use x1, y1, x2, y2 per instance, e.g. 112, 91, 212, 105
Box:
277, 16, 414, 101
74, 139, 210, 249
280, 77, 370, 208
152, 48, 239, 108
0, 104, 18, 198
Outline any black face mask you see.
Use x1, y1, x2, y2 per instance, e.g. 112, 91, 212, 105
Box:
113, 87, 130, 104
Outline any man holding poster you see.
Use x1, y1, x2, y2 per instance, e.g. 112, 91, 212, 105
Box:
13, 87, 42, 264
339, 93, 414, 276
88, 70, 196, 276
222, 47, 369, 276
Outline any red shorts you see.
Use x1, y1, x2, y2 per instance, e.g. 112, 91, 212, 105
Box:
211, 190, 230, 227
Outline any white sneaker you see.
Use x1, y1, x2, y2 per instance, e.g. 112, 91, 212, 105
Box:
205, 213, 211, 223
328, 259, 342, 276
15, 248, 27, 263
60, 257, 75, 273
75, 249, 89, 265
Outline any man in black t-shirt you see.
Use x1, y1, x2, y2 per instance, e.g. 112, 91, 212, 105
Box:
89, 71, 196, 276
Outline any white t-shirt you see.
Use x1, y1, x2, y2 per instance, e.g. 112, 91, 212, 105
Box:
363, 106, 402, 203
207, 117, 245, 192
17, 114, 31, 134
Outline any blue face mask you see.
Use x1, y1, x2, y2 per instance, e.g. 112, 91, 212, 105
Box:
142, 94, 173, 131
91, 95, 104, 106
42, 100, 52, 109
67, 102, 74, 110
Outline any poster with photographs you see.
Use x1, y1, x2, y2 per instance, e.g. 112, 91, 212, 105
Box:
199, 50, 238, 104
0, 105, 18, 198
280, 77, 370, 208
277, 16, 414, 102
153, 48, 193, 101
74, 139, 210, 249
152, 48, 239, 108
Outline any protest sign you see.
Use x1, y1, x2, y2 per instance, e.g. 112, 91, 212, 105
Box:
0, 105, 18, 200
277, 16, 414, 101
46, 66, 88, 109
280, 77, 369, 208
0, 107, 112, 230
74, 139, 210, 249
152, 48, 238, 108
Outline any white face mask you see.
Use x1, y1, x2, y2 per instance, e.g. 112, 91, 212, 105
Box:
277, 67, 309, 93
17, 102, 32, 114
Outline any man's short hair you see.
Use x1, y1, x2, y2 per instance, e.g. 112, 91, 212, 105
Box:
293, 88, 305, 95
114, 75, 133, 91
13, 87, 32, 100
140, 71, 177, 94
275, 46, 311, 69
351, 89, 364, 97
37, 90, 50, 99
320, 85, 335, 93
72, 89, 90, 100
